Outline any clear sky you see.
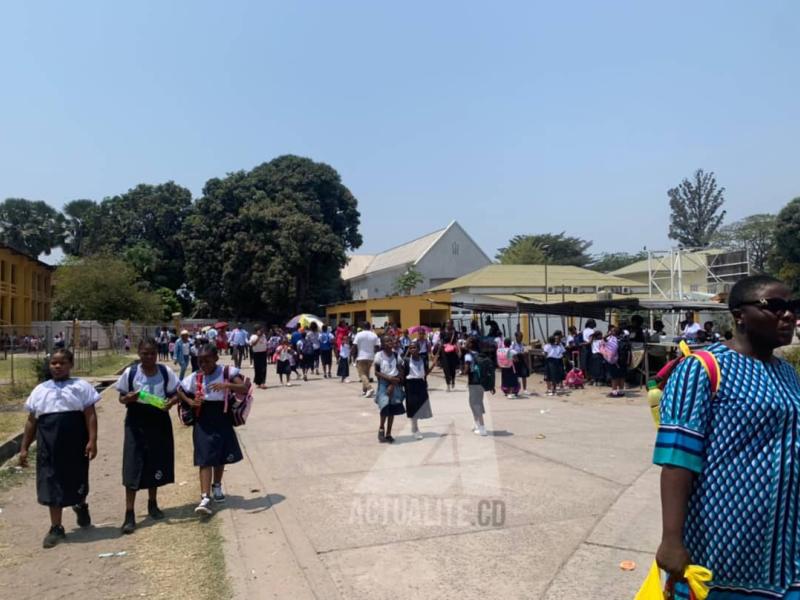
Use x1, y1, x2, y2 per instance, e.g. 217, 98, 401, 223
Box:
1, 0, 798, 263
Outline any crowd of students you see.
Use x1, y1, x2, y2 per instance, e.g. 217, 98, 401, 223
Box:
18, 312, 733, 549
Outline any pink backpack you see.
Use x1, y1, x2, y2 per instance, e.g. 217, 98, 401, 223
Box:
222, 366, 254, 427
565, 368, 585, 388
496, 347, 514, 369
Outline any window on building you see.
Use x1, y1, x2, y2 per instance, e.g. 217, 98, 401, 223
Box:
0, 260, 5, 282
10, 264, 16, 285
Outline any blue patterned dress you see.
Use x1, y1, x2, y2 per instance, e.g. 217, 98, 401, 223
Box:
654, 343, 800, 599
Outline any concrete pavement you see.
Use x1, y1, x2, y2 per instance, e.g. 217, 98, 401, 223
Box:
219, 366, 661, 599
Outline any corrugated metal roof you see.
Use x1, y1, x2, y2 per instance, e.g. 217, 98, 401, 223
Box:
341, 255, 375, 280
343, 227, 447, 280
609, 249, 726, 276
427, 264, 645, 291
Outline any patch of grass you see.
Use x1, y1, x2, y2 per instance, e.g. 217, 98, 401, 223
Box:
131, 426, 232, 599
0, 412, 26, 441
0, 447, 35, 493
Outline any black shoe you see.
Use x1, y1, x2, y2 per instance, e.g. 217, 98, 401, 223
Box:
148, 500, 165, 520
385, 435, 395, 444
121, 510, 136, 534
73, 503, 91, 528
43, 525, 66, 548
378, 429, 386, 443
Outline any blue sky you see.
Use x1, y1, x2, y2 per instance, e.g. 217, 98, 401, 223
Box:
1, 0, 798, 263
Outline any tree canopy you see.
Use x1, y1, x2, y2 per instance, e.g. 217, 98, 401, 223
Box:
52, 256, 164, 324
667, 169, 726, 248
393, 266, 424, 295
182, 155, 361, 319
711, 213, 775, 273
76, 182, 193, 291
588, 251, 648, 273
61, 199, 98, 256
0, 198, 64, 257
496, 233, 592, 266
771, 198, 800, 291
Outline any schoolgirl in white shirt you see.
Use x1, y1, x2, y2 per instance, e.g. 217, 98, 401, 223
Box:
19, 349, 100, 548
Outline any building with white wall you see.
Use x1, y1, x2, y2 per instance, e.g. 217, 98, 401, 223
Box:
341, 221, 492, 300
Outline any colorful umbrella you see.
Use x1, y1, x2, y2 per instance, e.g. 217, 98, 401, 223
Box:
286, 314, 324, 329
408, 325, 432, 335
214, 321, 229, 330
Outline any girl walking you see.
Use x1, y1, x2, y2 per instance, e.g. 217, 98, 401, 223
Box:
440, 320, 460, 392
19, 349, 100, 548
337, 334, 352, 383
249, 325, 269, 389
275, 338, 295, 387
319, 325, 334, 378
178, 344, 247, 516
543, 335, 566, 396
601, 326, 626, 397
115, 338, 180, 534
496, 338, 520, 399
463, 338, 491, 436
511, 331, 529, 395
404, 342, 433, 440
374, 337, 405, 443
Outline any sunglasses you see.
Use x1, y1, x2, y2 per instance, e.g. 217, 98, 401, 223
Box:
736, 297, 800, 315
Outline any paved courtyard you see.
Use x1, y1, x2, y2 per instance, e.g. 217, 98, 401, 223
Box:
220, 367, 662, 599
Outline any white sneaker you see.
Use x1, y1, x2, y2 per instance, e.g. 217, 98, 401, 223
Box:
211, 483, 226, 503
194, 495, 213, 515
366, 389, 375, 398
473, 427, 481, 435
344, 379, 351, 384
478, 426, 488, 436
286, 382, 293, 387
414, 431, 424, 440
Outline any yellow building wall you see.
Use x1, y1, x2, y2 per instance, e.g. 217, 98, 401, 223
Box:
326, 291, 453, 330
0, 247, 54, 328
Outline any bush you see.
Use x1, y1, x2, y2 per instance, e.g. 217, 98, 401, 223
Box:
31, 355, 51, 383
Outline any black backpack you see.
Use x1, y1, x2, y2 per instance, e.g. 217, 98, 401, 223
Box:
617, 338, 632, 368
471, 353, 496, 392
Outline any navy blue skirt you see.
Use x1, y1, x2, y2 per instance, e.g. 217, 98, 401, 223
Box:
36, 411, 89, 507
193, 402, 243, 467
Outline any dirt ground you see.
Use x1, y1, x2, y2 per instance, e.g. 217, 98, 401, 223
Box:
0, 382, 230, 600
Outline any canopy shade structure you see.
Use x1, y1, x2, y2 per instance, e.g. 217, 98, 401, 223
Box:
516, 299, 730, 320
433, 297, 729, 320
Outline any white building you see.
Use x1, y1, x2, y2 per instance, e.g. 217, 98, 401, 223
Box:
342, 221, 492, 300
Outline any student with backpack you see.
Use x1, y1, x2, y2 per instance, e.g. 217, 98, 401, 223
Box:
319, 325, 334, 378
404, 341, 433, 440
543, 335, 566, 396
177, 344, 248, 516
114, 338, 180, 534
496, 338, 520, 399
463, 338, 495, 436
274, 338, 295, 387
298, 332, 316, 382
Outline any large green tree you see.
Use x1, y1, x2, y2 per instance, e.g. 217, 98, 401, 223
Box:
589, 251, 648, 273
711, 213, 776, 273
771, 197, 800, 291
61, 199, 99, 256
182, 155, 362, 319
667, 169, 726, 247
52, 256, 164, 323
77, 182, 192, 290
0, 198, 64, 257
496, 233, 592, 266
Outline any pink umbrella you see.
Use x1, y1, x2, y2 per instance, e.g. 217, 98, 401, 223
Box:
408, 325, 432, 335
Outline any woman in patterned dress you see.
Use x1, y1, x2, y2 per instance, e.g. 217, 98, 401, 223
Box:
655, 275, 800, 599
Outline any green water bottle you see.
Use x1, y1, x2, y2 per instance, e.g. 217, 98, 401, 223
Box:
138, 390, 167, 410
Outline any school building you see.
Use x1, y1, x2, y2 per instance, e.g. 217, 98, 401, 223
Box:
0, 244, 54, 328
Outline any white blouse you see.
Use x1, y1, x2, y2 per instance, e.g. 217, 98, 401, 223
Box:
406, 357, 426, 380
374, 352, 401, 377
115, 364, 180, 399
180, 366, 241, 402
25, 378, 101, 418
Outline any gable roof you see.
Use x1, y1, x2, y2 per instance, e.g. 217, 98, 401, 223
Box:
343, 221, 487, 281
427, 263, 644, 292
340, 254, 375, 280
609, 249, 726, 277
